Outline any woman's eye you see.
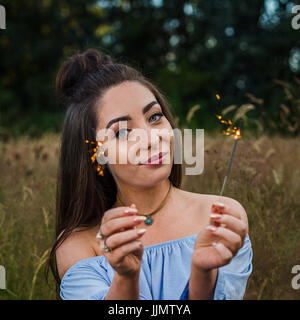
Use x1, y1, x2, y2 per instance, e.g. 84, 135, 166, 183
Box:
115, 113, 163, 139
115, 128, 130, 139
149, 112, 163, 122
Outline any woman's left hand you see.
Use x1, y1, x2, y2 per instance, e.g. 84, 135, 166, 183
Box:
191, 202, 248, 271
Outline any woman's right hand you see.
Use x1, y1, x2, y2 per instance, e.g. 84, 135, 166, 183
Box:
97, 203, 147, 277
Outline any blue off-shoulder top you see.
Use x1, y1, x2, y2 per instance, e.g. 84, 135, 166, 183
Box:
60, 233, 253, 300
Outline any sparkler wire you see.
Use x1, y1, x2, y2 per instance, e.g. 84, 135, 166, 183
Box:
219, 120, 243, 197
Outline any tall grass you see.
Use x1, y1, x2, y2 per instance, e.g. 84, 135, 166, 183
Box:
0, 133, 58, 299
0, 132, 299, 299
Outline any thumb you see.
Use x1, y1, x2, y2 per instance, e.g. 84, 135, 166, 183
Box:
212, 242, 233, 264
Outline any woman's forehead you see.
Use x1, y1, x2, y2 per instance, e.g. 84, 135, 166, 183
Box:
96, 81, 156, 127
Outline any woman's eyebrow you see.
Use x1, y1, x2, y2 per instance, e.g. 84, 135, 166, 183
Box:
105, 100, 159, 129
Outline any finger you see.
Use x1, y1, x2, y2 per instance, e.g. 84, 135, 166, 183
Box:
207, 225, 242, 254
211, 242, 233, 265
101, 215, 147, 237
211, 202, 241, 219
105, 228, 147, 250
211, 202, 226, 214
118, 204, 137, 232
210, 213, 248, 239
111, 240, 144, 264
209, 213, 223, 227
118, 225, 137, 232
101, 205, 138, 224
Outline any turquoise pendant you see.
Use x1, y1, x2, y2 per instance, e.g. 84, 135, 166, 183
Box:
145, 216, 153, 225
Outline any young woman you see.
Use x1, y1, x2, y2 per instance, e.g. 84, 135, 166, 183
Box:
48, 48, 252, 300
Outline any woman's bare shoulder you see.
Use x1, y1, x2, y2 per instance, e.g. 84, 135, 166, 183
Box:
178, 189, 247, 220
186, 191, 248, 225
176, 188, 217, 208
174, 188, 214, 221
56, 226, 101, 280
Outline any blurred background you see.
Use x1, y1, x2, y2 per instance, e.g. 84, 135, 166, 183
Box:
0, 0, 299, 300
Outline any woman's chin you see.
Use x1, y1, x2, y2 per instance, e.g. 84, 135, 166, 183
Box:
137, 164, 172, 182
116, 167, 169, 187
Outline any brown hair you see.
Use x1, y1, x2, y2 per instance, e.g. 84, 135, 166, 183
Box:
46, 48, 182, 299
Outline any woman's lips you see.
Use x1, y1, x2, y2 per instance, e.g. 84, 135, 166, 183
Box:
140, 152, 168, 165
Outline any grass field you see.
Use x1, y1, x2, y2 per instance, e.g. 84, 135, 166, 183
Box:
0, 132, 299, 300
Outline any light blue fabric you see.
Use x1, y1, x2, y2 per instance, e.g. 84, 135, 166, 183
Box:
60, 233, 253, 300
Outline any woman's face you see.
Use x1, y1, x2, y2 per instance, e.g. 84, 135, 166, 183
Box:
96, 81, 174, 188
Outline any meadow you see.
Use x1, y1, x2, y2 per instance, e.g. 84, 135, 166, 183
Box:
0, 132, 299, 300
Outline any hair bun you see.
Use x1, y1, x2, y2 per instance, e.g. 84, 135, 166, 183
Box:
56, 48, 113, 103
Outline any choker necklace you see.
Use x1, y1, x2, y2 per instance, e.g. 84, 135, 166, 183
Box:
117, 181, 173, 226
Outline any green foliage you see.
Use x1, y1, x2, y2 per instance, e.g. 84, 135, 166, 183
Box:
0, 0, 299, 137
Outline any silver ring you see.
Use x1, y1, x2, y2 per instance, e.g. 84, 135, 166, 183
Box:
103, 238, 113, 252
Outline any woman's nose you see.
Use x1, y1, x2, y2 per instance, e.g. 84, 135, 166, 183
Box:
145, 127, 160, 149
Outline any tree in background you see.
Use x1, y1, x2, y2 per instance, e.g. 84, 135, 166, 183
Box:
0, 0, 299, 137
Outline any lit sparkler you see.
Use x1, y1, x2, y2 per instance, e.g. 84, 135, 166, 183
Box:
215, 93, 242, 197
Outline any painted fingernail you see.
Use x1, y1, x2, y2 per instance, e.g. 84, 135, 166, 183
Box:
124, 208, 138, 214
134, 216, 147, 222
212, 202, 226, 214
213, 202, 225, 207
137, 228, 147, 236
210, 213, 222, 219
205, 225, 217, 232
212, 202, 225, 211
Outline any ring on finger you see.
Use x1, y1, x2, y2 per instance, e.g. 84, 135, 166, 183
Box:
103, 238, 113, 252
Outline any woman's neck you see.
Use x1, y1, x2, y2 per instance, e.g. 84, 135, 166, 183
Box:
114, 179, 173, 215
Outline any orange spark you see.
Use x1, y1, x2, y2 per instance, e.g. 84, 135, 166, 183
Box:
216, 114, 242, 139
85, 139, 105, 175
234, 129, 241, 139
